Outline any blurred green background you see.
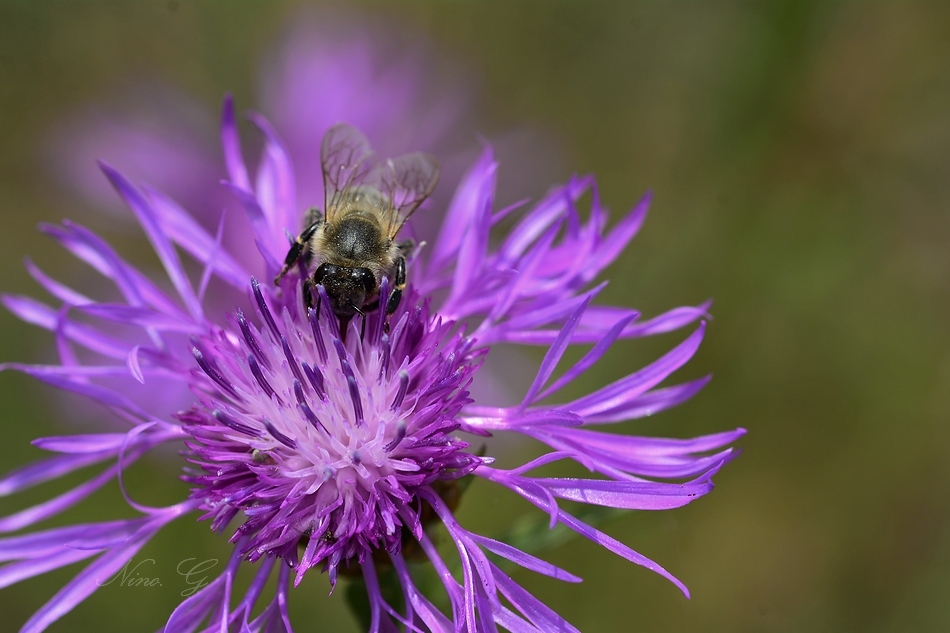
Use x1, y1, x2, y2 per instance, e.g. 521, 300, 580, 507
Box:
2, 1, 950, 631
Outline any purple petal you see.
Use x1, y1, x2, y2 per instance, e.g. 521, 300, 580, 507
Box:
221, 95, 251, 191
501, 409, 584, 429
99, 162, 202, 318
621, 302, 712, 339
52, 304, 80, 368
221, 182, 281, 274
569, 323, 705, 416
539, 476, 714, 510
31, 433, 125, 453
2, 363, 151, 419
229, 557, 276, 630
163, 545, 244, 633
2, 295, 129, 359
142, 186, 251, 290
43, 221, 187, 317
494, 607, 546, 633
37, 223, 142, 303
521, 295, 591, 407
19, 507, 186, 633
468, 534, 581, 582
541, 426, 744, 464
127, 345, 145, 384
245, 564, 293, 633
491, 564, 580, 633
0, 546, 96, 590
24, 258, 92, 305
0, 466, 120, 533
580, 377, 712, 424
428, 146, 496, 275
485, 221, 562, 328
75, 303, 203, 333
94, 307, 199, 338
480, 286, 606, 345
537, 311, 637, 401
0, 518, 150, 562
390, 554, 454, 633
164, 584, 225, 633
0, 451, 117, 497
531, 425, 744, 478
557, 509, 690, 597
197, 209, 230, 301
499, 176, 593, 263
248, 112, 296, 242
581, 191, 650, 282
446, 162, 495, 309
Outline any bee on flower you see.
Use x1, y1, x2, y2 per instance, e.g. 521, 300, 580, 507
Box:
0, 96, 743, 632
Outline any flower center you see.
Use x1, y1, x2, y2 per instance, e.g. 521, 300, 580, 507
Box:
180, 280, 484, 584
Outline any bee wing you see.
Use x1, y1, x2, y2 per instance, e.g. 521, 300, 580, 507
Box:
375, 152, 441, 240
321, 123, 375, 223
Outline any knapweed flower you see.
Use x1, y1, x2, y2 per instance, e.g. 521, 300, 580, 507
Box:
1, 98, 744, 632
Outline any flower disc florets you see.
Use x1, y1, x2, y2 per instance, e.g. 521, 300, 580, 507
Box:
181, 279, 484, 585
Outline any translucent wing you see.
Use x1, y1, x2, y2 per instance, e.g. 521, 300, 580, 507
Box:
321, 123, 375, 223
375, 152, 441, 240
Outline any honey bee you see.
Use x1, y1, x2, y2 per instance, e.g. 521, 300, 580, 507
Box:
275, 123, 440, 321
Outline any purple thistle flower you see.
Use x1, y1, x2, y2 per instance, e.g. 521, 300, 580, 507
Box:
2, 97, 744, 632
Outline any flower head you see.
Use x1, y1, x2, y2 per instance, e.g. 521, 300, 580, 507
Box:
184, 282, 483, 588
2, 97, 744, 632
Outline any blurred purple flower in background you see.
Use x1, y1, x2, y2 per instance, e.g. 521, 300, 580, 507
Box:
0, 94, 744, 631
46, 8, 561, 247
47, 10, 471, 232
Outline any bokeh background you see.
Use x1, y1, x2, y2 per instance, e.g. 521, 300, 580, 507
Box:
2, 1, 950, 631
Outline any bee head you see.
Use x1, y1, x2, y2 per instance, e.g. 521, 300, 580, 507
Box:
313, 264, 377, 317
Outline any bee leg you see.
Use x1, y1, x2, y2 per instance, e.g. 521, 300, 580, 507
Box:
275, 210, 323, 284
386, 256, 407, 316
302, 277, 315, 310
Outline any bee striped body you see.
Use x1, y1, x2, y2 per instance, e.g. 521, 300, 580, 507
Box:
275, 125, 439, 322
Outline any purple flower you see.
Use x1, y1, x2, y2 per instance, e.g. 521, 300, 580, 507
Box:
2, 98, 744, 632
47, 9, 472, 228
182, 280, 485, 591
